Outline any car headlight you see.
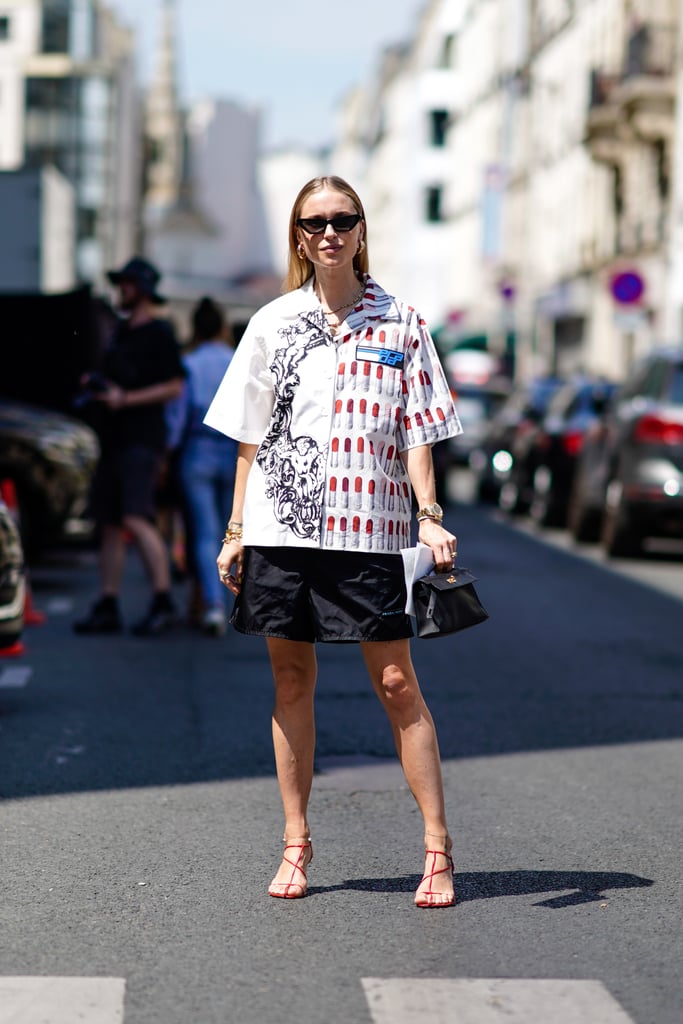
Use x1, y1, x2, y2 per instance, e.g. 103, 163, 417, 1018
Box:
492, 450, 513, 474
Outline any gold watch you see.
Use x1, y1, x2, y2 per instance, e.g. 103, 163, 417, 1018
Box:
416, 502, 444, 523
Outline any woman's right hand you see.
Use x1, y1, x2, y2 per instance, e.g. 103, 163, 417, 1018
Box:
217, 539, 244, 594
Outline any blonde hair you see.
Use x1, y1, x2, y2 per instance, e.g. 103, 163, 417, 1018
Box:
284, 176, 369, 293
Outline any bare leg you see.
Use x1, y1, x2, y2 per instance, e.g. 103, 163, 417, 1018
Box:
266, 638, 317, 895
122, 514, 171, 592
100, 525, 127, 595
361, 639, 454, 906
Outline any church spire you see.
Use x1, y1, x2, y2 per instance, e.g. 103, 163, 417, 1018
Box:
144, 0, 182, 210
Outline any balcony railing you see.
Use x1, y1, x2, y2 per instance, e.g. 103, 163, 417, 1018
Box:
588, 22, 676, 115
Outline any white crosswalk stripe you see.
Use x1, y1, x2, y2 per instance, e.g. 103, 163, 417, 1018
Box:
0, 978, 125, 1023
0, 976, 637, 1021
362, 979, 636, 1024
0, 666, 32, 689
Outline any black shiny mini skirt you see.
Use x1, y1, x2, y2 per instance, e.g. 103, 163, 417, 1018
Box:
232, 545, 413, 644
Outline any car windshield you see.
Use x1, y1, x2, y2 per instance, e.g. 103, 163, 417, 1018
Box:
548, 381, 616, 417
528, 379, 563, 411
454, 389, 508, 424
455, 397, 488, 426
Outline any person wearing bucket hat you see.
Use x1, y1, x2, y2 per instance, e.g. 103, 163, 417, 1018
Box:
73, 256, 185, 637
107, 257, 167, 306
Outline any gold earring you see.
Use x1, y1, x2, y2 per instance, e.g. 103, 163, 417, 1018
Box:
357, 239, 366, 255
297, 243, 306, 260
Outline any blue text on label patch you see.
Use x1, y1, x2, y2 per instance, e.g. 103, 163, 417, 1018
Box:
356, 346, 405, 368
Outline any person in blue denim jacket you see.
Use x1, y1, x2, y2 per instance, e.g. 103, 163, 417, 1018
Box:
174, 297, 237, 635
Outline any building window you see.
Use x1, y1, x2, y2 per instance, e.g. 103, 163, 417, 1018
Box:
430, 110, 449, 147
77, 207, 97, 239
654, 139, 669, 200
439, 33, 455, 69
0, 15, 11, 41
42, 1, 71, 54
612, 166, 624, 217
24, 76, 81, 181
425, 186, 444, 223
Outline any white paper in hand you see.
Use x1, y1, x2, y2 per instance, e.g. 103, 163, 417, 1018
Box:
400, 542, 435, 616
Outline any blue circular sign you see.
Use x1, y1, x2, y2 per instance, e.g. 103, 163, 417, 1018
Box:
610, 270, 644, 305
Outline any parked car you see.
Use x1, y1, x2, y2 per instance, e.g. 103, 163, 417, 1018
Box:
0, 399, 99, 557
431, 347, 512, 502
433, 381, 512, 499
470, 377, 565, 507
0, 493, 24, 651
567, 347, 683, 556
526, 377, 618, 527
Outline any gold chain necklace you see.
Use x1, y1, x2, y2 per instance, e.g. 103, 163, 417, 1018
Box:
319, 283, 365, 316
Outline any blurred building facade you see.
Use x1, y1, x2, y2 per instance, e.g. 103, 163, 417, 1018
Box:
0, 0, 142, 285
0, 166, 75, 292
326, 0, 681, 380
143, 0, 274, 307
258, 148, 326, 280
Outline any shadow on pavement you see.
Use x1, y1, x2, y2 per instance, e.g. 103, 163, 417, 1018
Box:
309, 869, 654, 905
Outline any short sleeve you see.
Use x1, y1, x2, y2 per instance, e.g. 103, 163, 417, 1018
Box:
203, 317, 274, 443
396, 311, 462, 452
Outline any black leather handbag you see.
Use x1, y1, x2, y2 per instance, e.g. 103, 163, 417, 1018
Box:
413, 567, 489, 639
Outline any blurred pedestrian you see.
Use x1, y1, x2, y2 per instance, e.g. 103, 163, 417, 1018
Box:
73, 258, 185, 637
206, 176, 462, 906
176, 297, 238, 635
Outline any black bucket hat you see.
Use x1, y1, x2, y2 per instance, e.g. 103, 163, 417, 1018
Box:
107, 257, 166, 305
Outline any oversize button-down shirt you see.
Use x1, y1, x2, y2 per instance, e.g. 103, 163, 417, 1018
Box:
204, 276, 461, 553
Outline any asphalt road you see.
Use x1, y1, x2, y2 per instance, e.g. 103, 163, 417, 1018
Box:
1, 503, 681, 1024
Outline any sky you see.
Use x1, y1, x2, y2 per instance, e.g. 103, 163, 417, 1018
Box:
108, 0, 427, 151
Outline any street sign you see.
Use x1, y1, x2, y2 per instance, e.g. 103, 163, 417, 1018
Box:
613, 309, 646, 331
610, 269, 645, 305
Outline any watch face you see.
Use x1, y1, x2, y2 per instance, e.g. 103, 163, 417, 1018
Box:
418, 503, 443, 518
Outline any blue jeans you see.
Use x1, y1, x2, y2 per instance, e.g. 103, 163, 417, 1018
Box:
180, 436, 236, 609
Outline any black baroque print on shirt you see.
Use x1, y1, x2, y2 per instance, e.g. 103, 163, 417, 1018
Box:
257, 310, 330, 540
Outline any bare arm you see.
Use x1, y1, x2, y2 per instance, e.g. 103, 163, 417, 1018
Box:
98, 377, 184, 410
217, 442, 258, 594
401, 444, 457, 572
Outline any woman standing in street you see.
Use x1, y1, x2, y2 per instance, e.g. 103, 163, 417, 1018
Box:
205, 176, 462, 907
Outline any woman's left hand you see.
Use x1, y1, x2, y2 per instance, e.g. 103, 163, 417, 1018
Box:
217, 538, 244, 594
418, 518, 457, 572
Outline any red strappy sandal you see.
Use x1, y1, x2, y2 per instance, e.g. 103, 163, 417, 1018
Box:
415, 833, 455, 909
268, 836, 313, 900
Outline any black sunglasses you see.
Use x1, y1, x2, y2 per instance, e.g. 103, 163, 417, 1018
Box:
296, 213, 362, 234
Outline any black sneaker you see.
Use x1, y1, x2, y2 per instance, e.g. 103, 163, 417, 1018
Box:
73, 599, 123, 635
131, 605, 179, 637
